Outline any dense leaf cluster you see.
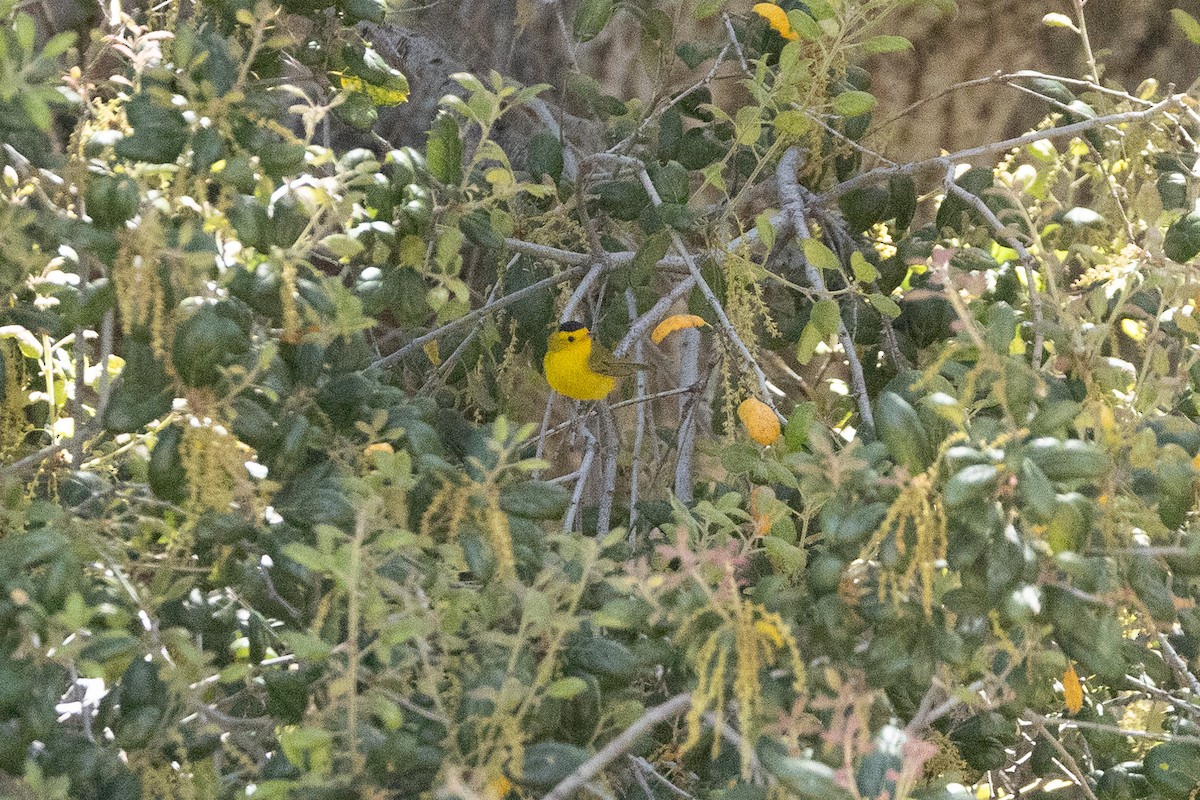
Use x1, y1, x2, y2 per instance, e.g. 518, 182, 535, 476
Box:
2, 0, 1200, 798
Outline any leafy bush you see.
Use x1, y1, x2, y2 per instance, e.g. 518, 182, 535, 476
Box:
3, 0, 1200, 798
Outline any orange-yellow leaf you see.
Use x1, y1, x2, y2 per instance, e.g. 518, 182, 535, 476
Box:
651, 314, 708, 344
738, 397, 781, 446
1062, 663, 1083, 713
486, 773, 513, 799
424, 340, 441, 366
752, 3, 799, 40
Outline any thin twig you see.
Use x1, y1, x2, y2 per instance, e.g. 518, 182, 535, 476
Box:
527, 97, 580, 180
721, 13, 750, 75
608, 40, 732, 156
630, 761, 656, 800
1071, 0, 1101, 86
776, 147, 874, 430
563, 426, 597, 533
942, 165, 1046, 366
1, 438, 70, 478
673, 330, 702, 504
373, 262, 590, 369
71, 324, 86, 465
1024, 714, 1105, 800
563, 164, 610, 322
832, 94, 1185, 199
802, 107, 898, 167
615, 275, 697, 357
1125, 675, 1200, 719
906, 679, 987, 735
597, 153, 784, 421
595, 402, 618, 536
541, 386, 696, 441
702, 712, 768, 785
625, 290, 646, 538
1159, 633, 1200, 698
542, 693, 693, 800
805, 199, 909, 371
97, 308, 115, 416
628, 756, 696, 799
533, 393, 557, 479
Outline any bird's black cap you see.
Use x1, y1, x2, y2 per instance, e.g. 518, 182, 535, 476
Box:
558, 321, 586, 332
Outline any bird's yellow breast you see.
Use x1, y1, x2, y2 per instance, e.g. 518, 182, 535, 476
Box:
543, 338, 616, 400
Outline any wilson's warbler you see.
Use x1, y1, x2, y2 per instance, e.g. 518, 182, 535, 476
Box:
544, 321, 648, 401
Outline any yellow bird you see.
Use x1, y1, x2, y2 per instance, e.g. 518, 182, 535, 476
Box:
544, 321, 649, 401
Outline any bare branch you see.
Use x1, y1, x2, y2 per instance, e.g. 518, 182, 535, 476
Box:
592, 153, 785, 421
563, 425, 597, 533
832, 94, 1187, 200
625, 290, 647, 537
942, 165, 1046, 366
1159, 633, 1200, 698
542, 693, 693, 800
628, 756, 696, 799
373, 262, 590, 369
776, 146, 874, 430
596, 402, 618, 536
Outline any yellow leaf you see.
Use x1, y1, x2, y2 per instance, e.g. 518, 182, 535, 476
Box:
1120, 317, 1148, 342
337, 73, 409, 106
486, 774, 513, 799
362, 82, 409, 107
1062, 663, 1083, 714
752, 3, 799, 40
738, 397, 781, 446
754, 619, 784, 648
651, 313, 708, 344
424, 340, 440, 366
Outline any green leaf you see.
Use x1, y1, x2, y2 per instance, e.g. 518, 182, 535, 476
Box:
1173, 9, 1200, 43
527, 132, 564, 182
1042, 12, 1078, 30
20, 93, 51, 132
756, 212, 776, 251
785, 402, 815, 450
734, 105, 763, 146
762, 751, 855, 800
774, 108, 811, 137
693, 0, 722, 18
426, 112, 463, 185
810, 299, 840, 337
796, 322, 823, 365
13, 13, 35, 54
805, 0, 835, 19
801, 238, 840, 271
676, 40, 722, 68
721, 441, 760, 474
545, 677, 589, 699
499, 480, 570, 519
40, 30, 76, 60
629, 230, 671, 285
862, 35, 912, 54
574, 0, 615, 41
650, 160, 689, 205
786, 10, 821, 40
321, 233, 365, 260
523, 742, 591, 789
764, 536, 807, 573
832, 90, 877, 117
866, 293, 901, 318
850, 251, 878, 282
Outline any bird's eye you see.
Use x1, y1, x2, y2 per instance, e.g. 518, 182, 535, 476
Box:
567, 336, 575, 342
